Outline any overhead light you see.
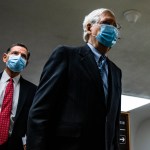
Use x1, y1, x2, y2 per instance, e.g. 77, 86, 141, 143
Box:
121, 95, 150, 112
124, 9, 141, 23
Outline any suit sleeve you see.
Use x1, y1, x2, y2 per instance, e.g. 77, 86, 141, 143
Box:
27, 46, 68, 150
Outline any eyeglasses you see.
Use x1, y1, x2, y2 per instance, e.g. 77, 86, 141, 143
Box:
96, 21, 121, 30
116, 23, 121, 30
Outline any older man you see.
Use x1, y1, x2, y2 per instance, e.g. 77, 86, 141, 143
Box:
27, 8, 122, 150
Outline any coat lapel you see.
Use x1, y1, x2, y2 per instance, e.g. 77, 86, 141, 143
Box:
106, 59, 116, 113
79, 45, 106, 101
14, 77, 27, 121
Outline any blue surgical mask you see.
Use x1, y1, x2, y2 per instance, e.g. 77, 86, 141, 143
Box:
96, 24, 119, 48
6, 55, 27, 72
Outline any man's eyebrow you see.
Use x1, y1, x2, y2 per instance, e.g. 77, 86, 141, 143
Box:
10, 50, 19, 53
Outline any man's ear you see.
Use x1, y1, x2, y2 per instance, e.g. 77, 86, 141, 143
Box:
2, 53, 8, 63
86, 23, 92, 34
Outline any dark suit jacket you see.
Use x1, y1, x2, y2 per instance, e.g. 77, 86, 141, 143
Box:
0, 73, 37, 150
27, 44, 122, 150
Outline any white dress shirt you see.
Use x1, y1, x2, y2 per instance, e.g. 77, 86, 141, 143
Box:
0, 70, 20, 135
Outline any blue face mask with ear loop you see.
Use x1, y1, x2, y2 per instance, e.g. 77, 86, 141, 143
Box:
6, 55, 27, 72
96, 24, 119, 48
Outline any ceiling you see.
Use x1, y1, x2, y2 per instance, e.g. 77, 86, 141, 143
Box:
0, 0, 150, 101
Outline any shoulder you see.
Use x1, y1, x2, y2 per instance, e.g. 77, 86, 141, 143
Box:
52, 44, 87, 54
108, 59, 122, 74
54, 44, 81, 50
20, 77, 37, 89
50, 44, 90, 59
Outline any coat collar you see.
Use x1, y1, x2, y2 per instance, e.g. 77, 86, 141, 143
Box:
79, 45, 119, 112
14, 77, 27, 121
79, 44, 106, 102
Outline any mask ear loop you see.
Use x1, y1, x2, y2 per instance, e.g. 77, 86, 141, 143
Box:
116, 23, 121, 40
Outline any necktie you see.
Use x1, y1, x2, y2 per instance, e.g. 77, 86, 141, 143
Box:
0, 78, 14, 145
98, 56, 108, 100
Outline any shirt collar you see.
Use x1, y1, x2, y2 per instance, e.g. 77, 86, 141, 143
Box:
1, 70, 20, 85
87, 43, 103, 64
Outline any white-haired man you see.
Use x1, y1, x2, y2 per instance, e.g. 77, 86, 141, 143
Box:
27, 8, 122, 150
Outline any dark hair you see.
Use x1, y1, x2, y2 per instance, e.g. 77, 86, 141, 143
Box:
6, 43, 30, 60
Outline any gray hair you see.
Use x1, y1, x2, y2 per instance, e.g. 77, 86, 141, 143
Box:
82, 8, 115, 42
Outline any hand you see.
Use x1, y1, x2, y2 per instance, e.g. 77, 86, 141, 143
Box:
23, 144, 26, 150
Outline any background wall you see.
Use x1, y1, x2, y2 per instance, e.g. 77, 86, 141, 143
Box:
134, 119, 150, 150
129, 104, 150, 150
